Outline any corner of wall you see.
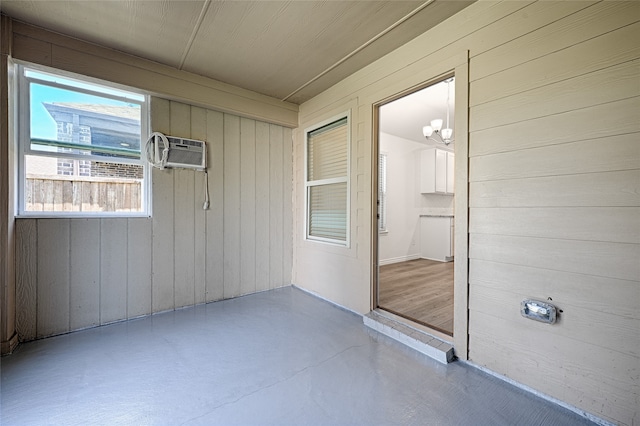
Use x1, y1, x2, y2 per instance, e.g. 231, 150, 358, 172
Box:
1, 14, 18, 355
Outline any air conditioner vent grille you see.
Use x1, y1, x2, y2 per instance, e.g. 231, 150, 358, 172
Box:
164, 136, 206, 170
167, 148, 202, 166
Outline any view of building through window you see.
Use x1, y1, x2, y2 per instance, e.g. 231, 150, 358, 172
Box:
21, 67, 148, 214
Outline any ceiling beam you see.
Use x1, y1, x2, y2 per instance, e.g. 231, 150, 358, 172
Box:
179, 0, 212, 70
281, 0, 436, 102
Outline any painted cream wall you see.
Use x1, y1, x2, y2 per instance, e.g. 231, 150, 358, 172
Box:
1, 16, 298, 352
15, 98, 293, 340
2, 17, 296, 346
17, 98, 292, 341
292, 1, 639, 425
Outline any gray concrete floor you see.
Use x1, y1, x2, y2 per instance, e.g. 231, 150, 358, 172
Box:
1, 286, 594, 426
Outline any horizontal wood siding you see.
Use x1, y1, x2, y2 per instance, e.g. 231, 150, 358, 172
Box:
15, 99, 293, 340
294, 1, 639, 425
465, 3, 640, 425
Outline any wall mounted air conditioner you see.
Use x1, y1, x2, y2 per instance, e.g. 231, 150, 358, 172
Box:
154, 135, 206, 170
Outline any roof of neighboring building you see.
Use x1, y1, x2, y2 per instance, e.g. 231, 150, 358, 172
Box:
46, 102, 140, 121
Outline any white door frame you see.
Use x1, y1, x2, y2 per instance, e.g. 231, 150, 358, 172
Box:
369, 51, 470, 359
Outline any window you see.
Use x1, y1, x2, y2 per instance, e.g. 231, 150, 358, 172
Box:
17, 64, 150, 216
305, 115, 350, 245
378, 152, 387, 233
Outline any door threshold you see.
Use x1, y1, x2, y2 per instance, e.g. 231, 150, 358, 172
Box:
376, 306, 453, 339
363, 310, 455, 364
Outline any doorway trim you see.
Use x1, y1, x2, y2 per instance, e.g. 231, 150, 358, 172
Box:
369, 51, 470, 359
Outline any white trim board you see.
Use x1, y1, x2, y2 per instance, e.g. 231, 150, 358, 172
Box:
379, 254, 420, 266
462, 361, 615, 426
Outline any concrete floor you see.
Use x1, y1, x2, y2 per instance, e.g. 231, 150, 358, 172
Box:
1, 286, 594, 426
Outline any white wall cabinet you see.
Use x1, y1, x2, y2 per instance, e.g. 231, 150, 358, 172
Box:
420, 148, 454, 194
420, 216, 454, 262
446, 150, 455, 194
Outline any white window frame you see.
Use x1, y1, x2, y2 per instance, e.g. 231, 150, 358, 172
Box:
304, 111, 351, 247
16, 62, 151, 217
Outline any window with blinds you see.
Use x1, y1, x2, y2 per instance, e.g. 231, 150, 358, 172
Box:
305, 116, 349, 245
378, 153, 387, 232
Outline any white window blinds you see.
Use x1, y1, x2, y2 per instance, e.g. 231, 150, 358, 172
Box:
378, 153, 387, 232
306, 116, 349, 244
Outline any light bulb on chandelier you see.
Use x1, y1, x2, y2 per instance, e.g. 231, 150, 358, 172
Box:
423, 78, 454, 146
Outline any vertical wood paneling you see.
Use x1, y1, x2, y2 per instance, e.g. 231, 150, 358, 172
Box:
151, 98, 175, 312
205, 109, 225, 302
14, 100, 294, 350
223, 114, 241, 298
174, 168, 196, 307
269, 125, 284, 289
191, 106, 207, 305
0, 25, 15, 353
37, 219, 69, 337
15, 219, 37, 341
255, 121, 271, 292
282, 128, 293, 285
69, 219, 100, 330
127, 218, 152, 318
100, 219, 127, 324
171, 102, 195, 308
240, 117, 256, 295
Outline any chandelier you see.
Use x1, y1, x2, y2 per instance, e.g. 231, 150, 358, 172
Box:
422, 78, 454, 146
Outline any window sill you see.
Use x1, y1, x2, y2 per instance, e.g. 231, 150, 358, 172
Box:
16, 212, 151, 219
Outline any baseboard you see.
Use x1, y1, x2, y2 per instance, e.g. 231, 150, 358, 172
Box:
292, 285, 361, 317
379, 254, 420, 266
1, 332, 19, 356
462, 361, 614, 426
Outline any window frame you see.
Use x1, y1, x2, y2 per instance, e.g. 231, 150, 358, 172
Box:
304, 111, 351, 247
16, 62, 152, 218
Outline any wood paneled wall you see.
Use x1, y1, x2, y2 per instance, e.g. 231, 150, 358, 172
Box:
1, 15, 19, 354
294, 1, 639, 424
15, 98, 293, 341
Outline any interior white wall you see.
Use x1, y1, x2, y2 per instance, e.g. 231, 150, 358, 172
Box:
379, 132, 454, 265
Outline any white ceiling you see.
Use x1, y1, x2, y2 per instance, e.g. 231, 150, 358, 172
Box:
380, 77, 456, 147
0, 0, 474, 105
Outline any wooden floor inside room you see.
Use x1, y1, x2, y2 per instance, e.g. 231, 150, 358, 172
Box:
378, 258, 453, 335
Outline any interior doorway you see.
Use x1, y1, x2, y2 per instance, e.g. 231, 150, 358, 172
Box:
376, 77, 455, 336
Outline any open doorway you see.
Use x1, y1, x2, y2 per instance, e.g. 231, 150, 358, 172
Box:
376, 77, 455, 336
